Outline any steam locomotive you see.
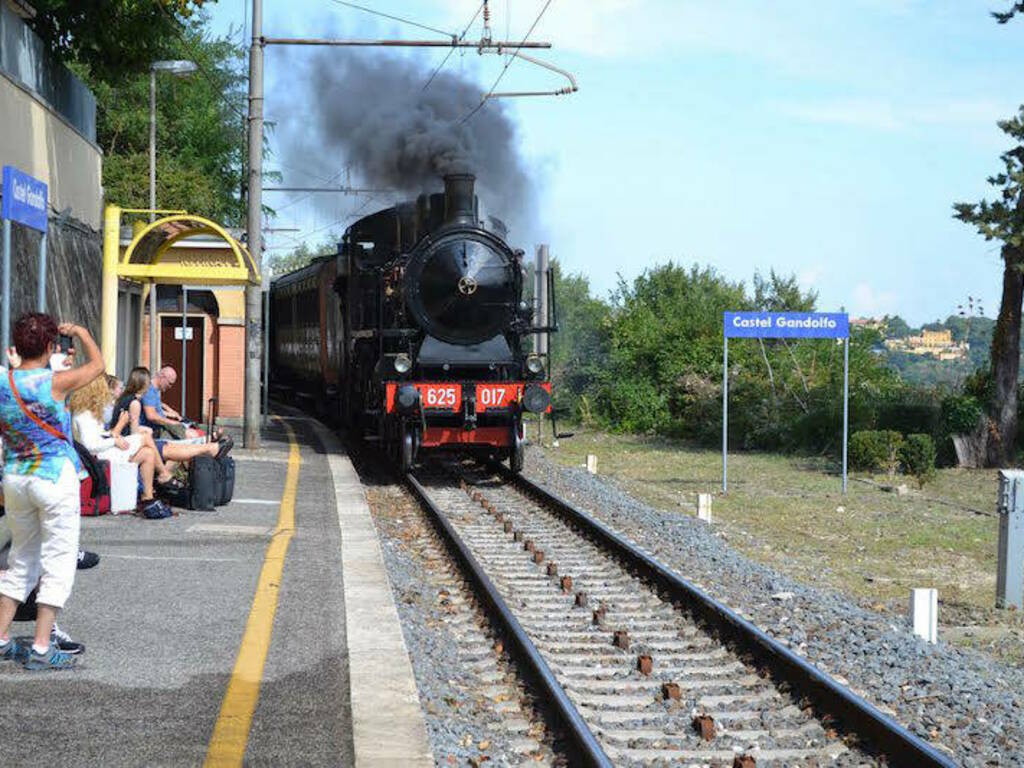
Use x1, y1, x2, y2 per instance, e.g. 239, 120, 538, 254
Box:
269, 173, 553, 471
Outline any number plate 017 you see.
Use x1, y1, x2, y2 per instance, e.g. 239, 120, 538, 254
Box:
475, 383, 521, 412
418, 383, 461, 411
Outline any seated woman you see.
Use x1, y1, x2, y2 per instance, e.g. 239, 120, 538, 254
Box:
69, 377, 173, 519
111, 368, 231, 471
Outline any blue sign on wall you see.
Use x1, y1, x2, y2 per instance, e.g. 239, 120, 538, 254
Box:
1, 165, 48, 232
724, 311, 849, 339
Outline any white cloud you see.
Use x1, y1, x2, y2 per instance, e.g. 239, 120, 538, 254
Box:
851, 281, 899, 317
779, 98, 1010, 132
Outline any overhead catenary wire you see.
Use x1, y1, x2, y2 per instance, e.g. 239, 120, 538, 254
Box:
423, 1, 485, 92
460, 0, 554, 124
326, 0, 454, 38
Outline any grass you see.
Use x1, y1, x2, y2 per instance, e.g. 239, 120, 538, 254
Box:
539, 428, 1024, 662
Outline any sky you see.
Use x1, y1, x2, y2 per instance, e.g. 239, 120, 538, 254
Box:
207, 1, 1024, 325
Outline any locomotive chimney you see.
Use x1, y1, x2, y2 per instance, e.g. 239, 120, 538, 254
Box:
443, 173, 477, 226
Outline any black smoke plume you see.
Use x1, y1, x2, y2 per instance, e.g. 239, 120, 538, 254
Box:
285, 51, 532, 223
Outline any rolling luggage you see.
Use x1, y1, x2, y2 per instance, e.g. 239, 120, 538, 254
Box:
79, 458, 111, 517
188, 455, 220, 511
217, 456, 235, 506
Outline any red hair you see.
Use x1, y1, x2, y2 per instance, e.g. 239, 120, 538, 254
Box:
12, 312, 58, 360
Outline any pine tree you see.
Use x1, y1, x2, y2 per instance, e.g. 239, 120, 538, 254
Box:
954, 108, 1024, 465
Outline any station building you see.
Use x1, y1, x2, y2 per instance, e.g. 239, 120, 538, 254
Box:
0, 0, 103, 333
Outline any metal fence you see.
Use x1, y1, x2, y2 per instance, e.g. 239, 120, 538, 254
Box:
0, 2, 96, 142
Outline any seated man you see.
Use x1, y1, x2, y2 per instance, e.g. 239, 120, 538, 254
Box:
142, 366, 217, 440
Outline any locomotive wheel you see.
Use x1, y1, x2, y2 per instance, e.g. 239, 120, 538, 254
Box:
510, 419, 524, 474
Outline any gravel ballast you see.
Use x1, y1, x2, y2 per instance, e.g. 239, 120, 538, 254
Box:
365, 483, 555, 767
525, 446, 1024, 766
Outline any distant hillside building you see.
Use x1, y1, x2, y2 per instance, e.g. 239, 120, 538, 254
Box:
884, 328, 968, 361
852, 317, 886, 331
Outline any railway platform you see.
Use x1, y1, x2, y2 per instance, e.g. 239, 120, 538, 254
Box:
0, 415, 432, 768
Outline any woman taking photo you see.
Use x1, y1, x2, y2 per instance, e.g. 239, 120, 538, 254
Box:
0, 314, 104, 671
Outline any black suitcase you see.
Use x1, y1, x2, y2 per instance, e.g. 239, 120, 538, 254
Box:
189, 455, 220, 511
217, 456, 235, 506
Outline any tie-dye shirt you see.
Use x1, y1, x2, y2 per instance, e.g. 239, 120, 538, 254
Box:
0, 367, 82, 482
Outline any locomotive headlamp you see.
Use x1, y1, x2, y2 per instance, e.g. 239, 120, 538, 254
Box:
396, 384, 420, 413
393, 354, 412, 374
525, 355, 544, 375
522, 383, 550, 414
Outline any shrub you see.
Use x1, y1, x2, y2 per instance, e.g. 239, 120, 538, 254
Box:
850, 430, 903, 474
900, 433, 937, 488
941, 394, 983, 435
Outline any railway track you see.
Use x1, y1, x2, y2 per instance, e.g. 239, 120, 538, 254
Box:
406, 462, 956, 767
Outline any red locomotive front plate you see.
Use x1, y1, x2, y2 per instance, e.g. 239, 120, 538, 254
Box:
384, 382, 551, 414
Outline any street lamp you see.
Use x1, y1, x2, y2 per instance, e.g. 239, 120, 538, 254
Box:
149, 60, 198, 222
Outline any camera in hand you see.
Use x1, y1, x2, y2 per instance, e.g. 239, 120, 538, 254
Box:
58, 334, 73, 353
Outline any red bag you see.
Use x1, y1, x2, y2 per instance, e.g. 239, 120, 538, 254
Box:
80, 461, 111, 517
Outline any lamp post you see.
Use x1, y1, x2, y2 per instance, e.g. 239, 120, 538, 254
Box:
148, 60, 196, 375
149, 60, 197, 223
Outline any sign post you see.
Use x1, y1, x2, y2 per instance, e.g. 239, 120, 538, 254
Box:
722, 311, 850, 493
1, 166, 49, 351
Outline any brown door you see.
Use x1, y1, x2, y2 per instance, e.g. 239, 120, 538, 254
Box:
160, 317, 204, 421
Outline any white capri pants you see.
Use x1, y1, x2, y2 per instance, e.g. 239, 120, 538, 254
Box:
0, 461, 81, 609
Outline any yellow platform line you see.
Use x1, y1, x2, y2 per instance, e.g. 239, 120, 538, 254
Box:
204, 419, 301, 767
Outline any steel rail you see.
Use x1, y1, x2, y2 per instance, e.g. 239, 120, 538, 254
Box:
499, 467, 957, 768
404, 473, 612, 768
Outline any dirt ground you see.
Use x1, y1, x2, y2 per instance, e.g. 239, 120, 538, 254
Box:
538, 428, 1024, 666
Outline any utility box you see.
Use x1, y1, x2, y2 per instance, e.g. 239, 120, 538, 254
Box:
996, 469, 1024, 610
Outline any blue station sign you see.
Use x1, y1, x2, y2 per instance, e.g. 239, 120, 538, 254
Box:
724, 311, 849, 339
1, 165, 48, 232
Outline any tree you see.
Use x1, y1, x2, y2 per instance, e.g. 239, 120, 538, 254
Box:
994, 3, 1024, 23
547, 263, 611, 418
954, 107, 1024, 465
266, 241, 335, 277
76, 18, 248, 224
27, 0, 209, 81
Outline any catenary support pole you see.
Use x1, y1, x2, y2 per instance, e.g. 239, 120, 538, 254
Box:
181, 286, 188, 417
1, 218, 10, 355
262, 278, 270, 425
36, 230, 47, 311
842, 336, 850, 494
535, 245, 549, 442
149, 70, 156, 224
722, 337, 728, 493
243, 0, 264, 449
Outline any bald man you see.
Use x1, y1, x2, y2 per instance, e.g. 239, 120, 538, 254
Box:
142, 366, 191, 439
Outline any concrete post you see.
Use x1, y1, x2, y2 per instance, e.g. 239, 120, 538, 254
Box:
586, 454, 598, 474
997, 469, 1024, 610
243, 0, 264, 449
909, 588, 937, 643
697, 493, 713, 524
100, 205, 121, 373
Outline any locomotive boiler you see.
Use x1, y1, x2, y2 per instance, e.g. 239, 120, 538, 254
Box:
270, 173, 553, 471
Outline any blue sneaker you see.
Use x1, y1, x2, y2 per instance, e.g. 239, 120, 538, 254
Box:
23, 643, 77, 671
0, 638, 21, 661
